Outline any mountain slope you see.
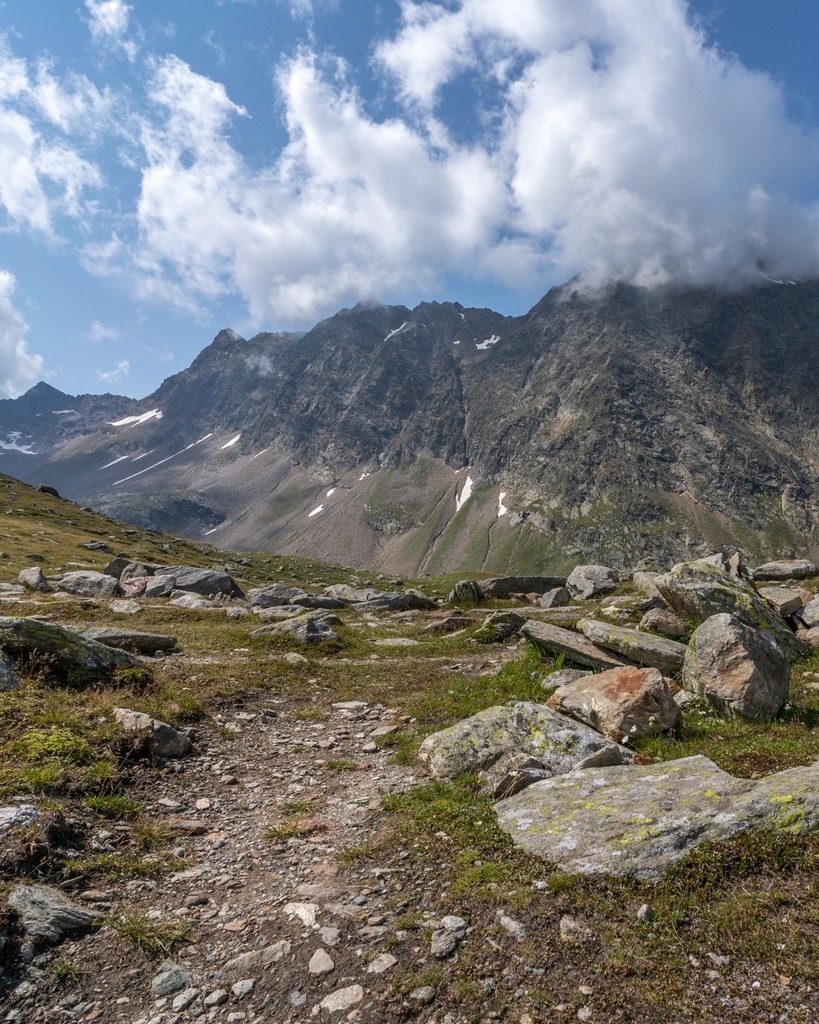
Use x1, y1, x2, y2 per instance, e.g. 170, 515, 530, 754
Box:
2, 281, 819, 572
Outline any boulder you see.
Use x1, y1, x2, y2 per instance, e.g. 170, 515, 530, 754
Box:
546, 666, 680, 742
418, 702, 632, 797
447, 580, 485, 604
170, 592, 222, 610
119, 563, 150, 597
113, 708, 192, 758
161, 566, 243, 599
109, 599, 141, 615
423, 615, 476, 635
81, 628, 177, 655
632, 571, 662, 599
639, 608, 687, 639
0, 617, 135, 678
17, 567, 49, 592
324, 584, 382, 604
495, 754, 819, 879
248, 584, 311, 608
797, 626, 819, 647
655, 561, 808, 660
542, 668, 590, 690
249, 613, 341, 646
539, 587, 571, 609
353, 589, 436, 612
758, 586, 806, 618
103, 557, 133, 579
56, 571, 119, 598
0, 804, 38, 833
145, 574, 176, 598
753, 559, 817, 582
527, 607, 585, 629
566, 565, 619, 600
471, 611, 527, 643
797, 595, 819, 629
577, 618, 687, 674
682, 613, 791, 719
8, 884, 99, 944
521, 620, 631, 670
479, 576, 566, 599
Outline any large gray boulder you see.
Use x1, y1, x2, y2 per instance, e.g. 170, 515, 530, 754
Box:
471, 611, 527, 643
566, 565, 619, 600
0, 617, 135, 678
113, 707, 192, 758
418, 702, 631, 797
546, 666, 680, 742
248, 584, 311, 608
119, 563, 150, 597
682, 613, 791, 719
578, 618, 687, 674
797, 595, 819, 629
8, 885, 99, 944
353, 589, 436, 612
495, 755, 819, 879
250, 613, 341, 646
655, 561, 808, 659
638, 608, 687, 639
447, 579, 484, 604
56, 571, 119, 598
479, 576, 566, 599
753, 559, 817, 582
521, 620, 631, 670
81, 628, 177, 655
17, 567, 49, 592
161, 566, 243, 599
144, 574, 176, 598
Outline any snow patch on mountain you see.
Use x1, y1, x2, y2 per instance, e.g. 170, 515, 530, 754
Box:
498, 491, 508, 518
220, 433, 241, 450
100, 455, 130, 470
109, 409, 163, 428
308, 504, 324, 517
476, 335, 501, 351
455, 474, 474, 512
384, 322, 411, 342
114, 433, 213, 485
0, 433, 35, 455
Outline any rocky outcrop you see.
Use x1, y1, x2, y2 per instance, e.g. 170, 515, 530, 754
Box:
655, 561, 808, 659
495, 755, 819, 880
577, 618, 687, 674
0, 617, 135, 680
682, 613, 791, 719
56, 571, 119, 598
546, 666, 680, 742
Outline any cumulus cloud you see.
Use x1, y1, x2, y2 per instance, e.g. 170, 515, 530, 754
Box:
84, 0, 819, 327
0, 271, 44, 397
96, 359, 130, 384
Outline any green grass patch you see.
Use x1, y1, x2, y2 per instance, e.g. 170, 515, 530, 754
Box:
110, 913, 193, 957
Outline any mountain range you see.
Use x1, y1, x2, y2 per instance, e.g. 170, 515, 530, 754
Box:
1, 278, 818, 574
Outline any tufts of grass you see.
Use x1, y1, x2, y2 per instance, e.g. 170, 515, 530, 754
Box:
84, 793, 142, 819
110, 913, 193, 957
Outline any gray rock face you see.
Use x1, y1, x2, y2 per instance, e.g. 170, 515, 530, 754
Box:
632, 571, 662, 599
758, 586, 805, 618
521, 620, 631, 670
799, 595, 819, 629
566, 565, 619, 600
113, 707, 192, 758
543, 668, 590, 690
17, 566, 49, 592
353, 589, 436, 611
162, 566, 242, 599
119, 562, 151, 597
479, 576, 566, 599
0, 617, 135, 677
418, 701, 632, 795
81, 628, 177, 654
577, 618, 687, 674
324, 584, 382, 603
753, 559, 817, 582
145, 574, 176, 598
8, 884, 99, 943
546, 666, 680, 742
248, 584, 311, 608
447, 579, 484, 604
495, 755, 819, 879
539, 587, 571, 609
682, 613, 791, 719
56, 571, 119, 598
655, 561, 808, 660
249, 614, 341, 646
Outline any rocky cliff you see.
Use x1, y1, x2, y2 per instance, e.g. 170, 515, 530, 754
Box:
2, 279, 819, 572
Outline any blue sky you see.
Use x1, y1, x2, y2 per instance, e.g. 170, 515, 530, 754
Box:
2, 0, 819, 399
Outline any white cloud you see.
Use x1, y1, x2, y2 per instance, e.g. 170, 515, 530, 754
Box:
96, 359, 130, 385
0, 271, 45, 398
84, 0, 138, 59
87, 320, 119, 342
81, 0, 819, 327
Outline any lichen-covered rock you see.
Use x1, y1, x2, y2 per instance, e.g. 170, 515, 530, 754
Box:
566, 565, 619, 600
81, 628, 177, 654
758, 586, 806, 618
113, 707, 192, 758
753, 559, 817, 582
418, 701, 631, 795
56, 571, 119, 598
577, 618, 687, 674
521, 620, 630, 670
632, 571, 662, 599
447, 579, 484, 604
655, 561, 808, 659
249, 613, 341, 646
639, 608, 687, 639
495, 755, 819, 879
471, 611, 527, 643
546, 666, 680, 742
0, 617, 135, 679
682, 613, 790, 719
17, 566, 49, 592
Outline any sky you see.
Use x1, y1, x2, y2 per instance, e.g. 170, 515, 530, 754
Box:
2, 0, 819, 399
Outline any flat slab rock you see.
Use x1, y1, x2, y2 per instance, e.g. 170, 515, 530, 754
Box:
479, 576, 566, 599
578, 618, 687, 674
81, 628, 177, 654
753, 559, 817, 582
0, 617, 135, 676
418, 701, 632, 795
521, 620, 631, 670
495, 754, 819, 879
8, 884, 99, 943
